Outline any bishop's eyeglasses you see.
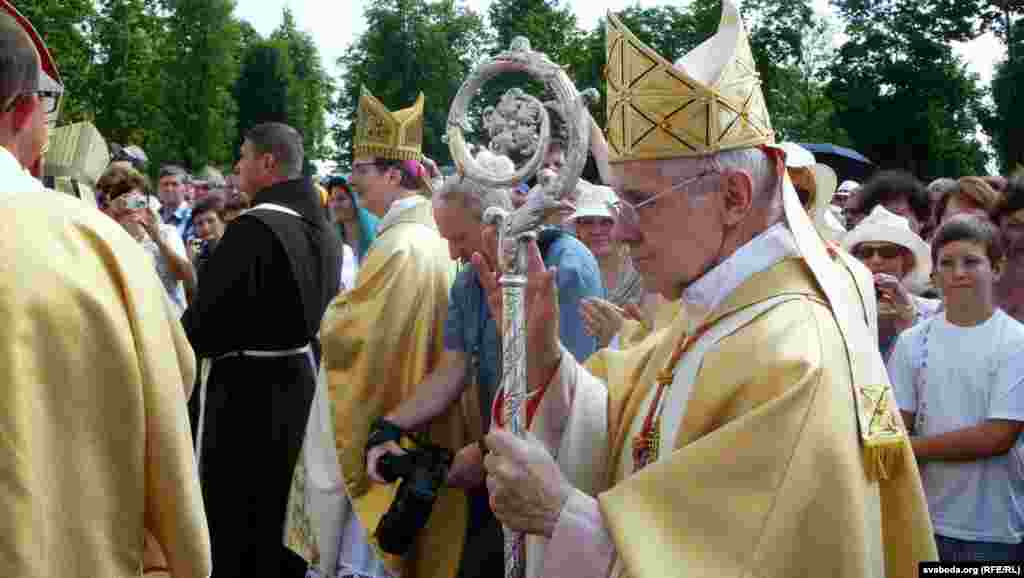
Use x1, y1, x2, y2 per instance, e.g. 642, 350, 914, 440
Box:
2, 89, 62, 114
607, 170, 720, 227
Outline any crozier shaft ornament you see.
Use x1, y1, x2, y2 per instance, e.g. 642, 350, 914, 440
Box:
448, 37, 592, 578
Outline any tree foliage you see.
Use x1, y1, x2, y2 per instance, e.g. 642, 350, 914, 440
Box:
828, 0, 989, 178
234, 39, 294, 151
16, 0, 334, 177
157, 0, 240, 171
91, 0, 166, 148
769, 13, 851, 145
270, 8, 334, 172
985, 19, 1024, 172
333, 0, 490, 168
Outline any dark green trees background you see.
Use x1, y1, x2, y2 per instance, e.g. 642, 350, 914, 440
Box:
19, 0, 1022, 179
18, 0, 332, 176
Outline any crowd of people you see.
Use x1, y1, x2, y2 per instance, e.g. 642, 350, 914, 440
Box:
1, 0, 1022, 577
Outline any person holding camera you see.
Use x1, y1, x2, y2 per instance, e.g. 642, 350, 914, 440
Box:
359, 147, 604, 578
101, 165, 195, 317
842, 205, 941, 361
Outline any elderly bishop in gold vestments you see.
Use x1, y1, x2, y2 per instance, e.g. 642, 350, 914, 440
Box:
478, 2, 938, 577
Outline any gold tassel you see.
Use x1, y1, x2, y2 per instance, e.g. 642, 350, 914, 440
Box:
862, 437, 906, 482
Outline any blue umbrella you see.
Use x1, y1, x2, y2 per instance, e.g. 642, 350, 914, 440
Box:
797, 143, 876, 183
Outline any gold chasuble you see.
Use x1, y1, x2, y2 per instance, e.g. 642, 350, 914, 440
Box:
582, 259, 935, 578
614, 298, 681, 351
321, 198, 469, 578
0, 191, 210, 577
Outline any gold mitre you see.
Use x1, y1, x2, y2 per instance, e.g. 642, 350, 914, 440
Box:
604, 0, 774, 162
354, 86, 425, 161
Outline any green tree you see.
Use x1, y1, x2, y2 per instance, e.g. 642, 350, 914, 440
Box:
985, 20, 1024, 172
333, 0, 490, 168
234, 39, 294, 154
488, 0, 584, 65
828, 0, 989, 178
769, 13, 851, 144
157, 0, 240, 171
91, 0, 167, 147
270, 8, 335, 172
14, 0, 97, 123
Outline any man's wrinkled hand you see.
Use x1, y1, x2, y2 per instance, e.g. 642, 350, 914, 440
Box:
366, 441, 406, 484
484, 429, 571, 539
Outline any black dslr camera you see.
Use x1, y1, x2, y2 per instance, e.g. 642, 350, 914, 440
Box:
372, 429, 453, 555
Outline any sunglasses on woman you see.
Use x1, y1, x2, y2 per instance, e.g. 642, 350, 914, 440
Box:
852, 244, 904, 260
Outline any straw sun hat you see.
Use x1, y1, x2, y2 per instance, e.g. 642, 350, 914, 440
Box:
841, 205, 932, 291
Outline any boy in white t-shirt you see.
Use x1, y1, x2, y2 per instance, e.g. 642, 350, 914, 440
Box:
889, 215, 1024, 561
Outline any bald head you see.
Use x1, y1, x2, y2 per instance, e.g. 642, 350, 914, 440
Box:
0, 12, 39, 110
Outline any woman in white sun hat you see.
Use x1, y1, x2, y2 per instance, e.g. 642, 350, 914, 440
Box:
568, 181, 641, 304
842, 204, 941, 360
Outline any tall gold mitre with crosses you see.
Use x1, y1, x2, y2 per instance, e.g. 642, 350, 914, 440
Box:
353, 86, 426, 161
605, 0, 773, 162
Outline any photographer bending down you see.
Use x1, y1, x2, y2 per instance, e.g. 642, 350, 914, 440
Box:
364, 149, 602, 578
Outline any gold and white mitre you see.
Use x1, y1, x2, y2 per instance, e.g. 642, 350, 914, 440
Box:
353, 86, 425, 161
604, 0, 773, 162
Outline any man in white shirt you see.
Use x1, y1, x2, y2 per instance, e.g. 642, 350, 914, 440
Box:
889, 214, 1024, 561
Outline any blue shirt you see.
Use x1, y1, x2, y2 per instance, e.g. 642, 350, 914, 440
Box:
543, 228, 603, 361
443, 228, 603, 431
164, 202, 195, 243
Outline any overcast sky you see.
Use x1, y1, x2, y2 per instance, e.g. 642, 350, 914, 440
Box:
234, 0, 1003, 85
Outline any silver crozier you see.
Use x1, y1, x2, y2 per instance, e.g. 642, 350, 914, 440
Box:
447, 37, 592, 578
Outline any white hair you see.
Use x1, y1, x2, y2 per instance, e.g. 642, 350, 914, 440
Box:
436, 149, 515, 220
657, 147, 781, 208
